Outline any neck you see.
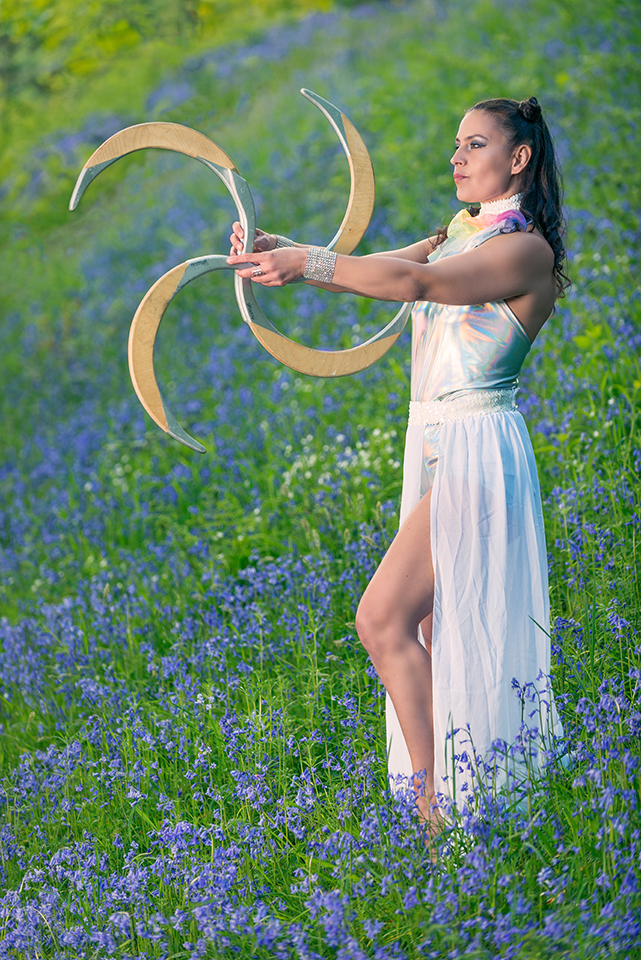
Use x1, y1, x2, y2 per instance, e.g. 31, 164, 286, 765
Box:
479, 192, 522, 216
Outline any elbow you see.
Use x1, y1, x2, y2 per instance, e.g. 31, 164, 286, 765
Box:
408, 276, 434, 303
405, 264, 437, 303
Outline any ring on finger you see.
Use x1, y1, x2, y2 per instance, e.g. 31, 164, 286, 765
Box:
251, 266, 264, 277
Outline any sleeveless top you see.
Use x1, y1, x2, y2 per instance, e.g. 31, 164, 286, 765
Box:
411, 209, 532, 404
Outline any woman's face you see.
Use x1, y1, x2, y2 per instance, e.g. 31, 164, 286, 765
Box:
450, 110, 529, 204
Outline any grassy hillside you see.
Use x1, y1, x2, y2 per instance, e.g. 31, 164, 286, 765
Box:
0, 0, 640, 956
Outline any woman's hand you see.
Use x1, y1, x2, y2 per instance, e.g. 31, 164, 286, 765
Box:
227, 247, 308, 286
229, 221, 278, 255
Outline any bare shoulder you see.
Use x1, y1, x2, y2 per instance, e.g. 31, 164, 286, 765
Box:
484, 226, 554, 272
484, 230, 554, 278
473, 230, 555, 321
524, 225, 555, 267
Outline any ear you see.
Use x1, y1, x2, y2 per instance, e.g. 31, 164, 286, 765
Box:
512, 143, 532, 175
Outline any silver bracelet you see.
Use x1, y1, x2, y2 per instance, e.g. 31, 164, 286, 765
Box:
303, 246, 337, 283
275, 235, 296, 248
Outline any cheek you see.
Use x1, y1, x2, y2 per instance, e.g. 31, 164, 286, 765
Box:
481, 150, 509, 177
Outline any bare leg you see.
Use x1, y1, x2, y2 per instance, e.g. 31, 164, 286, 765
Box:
355, 489, 441, 825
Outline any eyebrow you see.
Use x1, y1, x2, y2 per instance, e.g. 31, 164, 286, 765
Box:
455, 134, 490, 142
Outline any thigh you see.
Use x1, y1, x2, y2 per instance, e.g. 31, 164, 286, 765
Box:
361, 487, 435, 636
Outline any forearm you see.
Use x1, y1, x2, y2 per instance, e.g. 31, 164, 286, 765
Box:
228, 245, 431, 299
332, 253, 427, 302
303, 278, 367, 294
320, 232, 542, 304
290, 235, 435, 293
277, 240, 353, 292
304, 238, 435, 295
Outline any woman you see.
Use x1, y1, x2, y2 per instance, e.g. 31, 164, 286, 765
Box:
228, 97, 567, 829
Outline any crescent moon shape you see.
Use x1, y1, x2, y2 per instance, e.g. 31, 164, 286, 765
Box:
69, 92, 410, 453
127, 255, 235, 453
69, 121, 239, 210
299, 89, 375, 255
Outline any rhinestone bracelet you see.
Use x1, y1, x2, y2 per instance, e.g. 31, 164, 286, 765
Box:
275, 235, 297, 248
303, 246, 337, 283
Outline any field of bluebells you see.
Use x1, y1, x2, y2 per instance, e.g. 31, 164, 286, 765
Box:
1, 0, 640, 956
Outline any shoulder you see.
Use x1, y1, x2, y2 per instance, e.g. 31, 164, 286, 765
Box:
482, 226, 554, 274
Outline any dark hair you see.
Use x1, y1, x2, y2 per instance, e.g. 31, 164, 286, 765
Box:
435, 96, 570, 299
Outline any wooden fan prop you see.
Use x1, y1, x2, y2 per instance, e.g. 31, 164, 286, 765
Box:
70, 89, 411, 453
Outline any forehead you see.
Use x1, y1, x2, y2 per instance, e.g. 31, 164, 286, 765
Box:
456, 110, 505, 141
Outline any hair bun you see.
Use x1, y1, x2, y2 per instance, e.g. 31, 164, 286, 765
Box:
519, 96, 542, 123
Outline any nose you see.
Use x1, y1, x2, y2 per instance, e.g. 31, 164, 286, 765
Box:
450, 145, 464, 165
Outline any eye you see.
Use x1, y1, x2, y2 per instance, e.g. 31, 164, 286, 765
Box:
470, 141, 485, 149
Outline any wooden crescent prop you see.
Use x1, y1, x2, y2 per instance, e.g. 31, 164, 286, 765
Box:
70, 89, 411, 453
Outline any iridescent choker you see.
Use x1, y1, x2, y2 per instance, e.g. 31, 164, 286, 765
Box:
479, 193, 522, 216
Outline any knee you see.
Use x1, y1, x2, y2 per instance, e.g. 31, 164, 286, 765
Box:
355, 593, 394, 659
354, 597, 373, 651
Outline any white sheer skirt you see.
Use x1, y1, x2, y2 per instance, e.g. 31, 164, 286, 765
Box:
386, 409, 562, 805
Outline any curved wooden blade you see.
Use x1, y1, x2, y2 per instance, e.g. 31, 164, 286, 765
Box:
69, 122, 238, 210
128, 255, 235, 454
300, 89, 375, 255
244, 304, 411, 378
236, 260, 411, 377
233, 89, 408, 377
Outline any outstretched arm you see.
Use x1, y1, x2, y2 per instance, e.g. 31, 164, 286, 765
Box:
227, 229, 554, 306
228, 221, 436, 294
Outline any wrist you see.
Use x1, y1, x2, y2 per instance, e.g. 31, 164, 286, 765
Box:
275, 234, 296, 249
303, 246, 337, 283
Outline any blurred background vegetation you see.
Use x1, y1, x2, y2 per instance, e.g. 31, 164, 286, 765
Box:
0, 0, 344, 220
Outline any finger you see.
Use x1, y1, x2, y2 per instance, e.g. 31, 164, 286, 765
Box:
234, 266, 266, 280
229, 222, 245, 253
227, 253, 263, 265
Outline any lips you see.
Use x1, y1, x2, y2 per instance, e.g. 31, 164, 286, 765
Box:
453, 174, 467, 182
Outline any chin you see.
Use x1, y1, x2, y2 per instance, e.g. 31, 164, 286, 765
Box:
455, 185, 475, 204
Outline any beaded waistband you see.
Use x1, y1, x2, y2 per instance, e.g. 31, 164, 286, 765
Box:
408, 388, 517, 426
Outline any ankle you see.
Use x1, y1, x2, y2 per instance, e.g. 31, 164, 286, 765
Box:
415, 793, 440, 819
